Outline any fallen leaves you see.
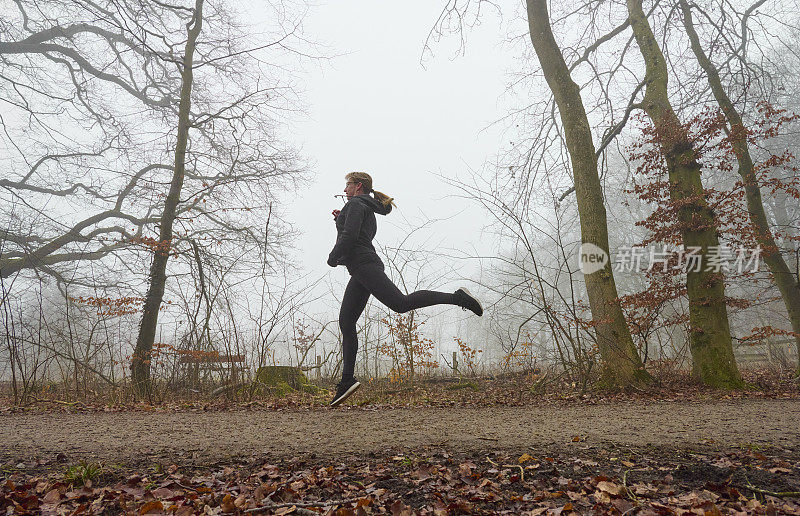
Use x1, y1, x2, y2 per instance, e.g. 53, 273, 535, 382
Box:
518, 453, 534, 464
2, 446, 799, 515
596, 480, 624, 497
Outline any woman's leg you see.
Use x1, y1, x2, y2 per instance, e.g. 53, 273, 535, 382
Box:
339, 276, 371, 381
351, 263, 458, 313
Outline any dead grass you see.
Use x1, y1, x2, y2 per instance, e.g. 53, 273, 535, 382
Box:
1, 366, 797, 412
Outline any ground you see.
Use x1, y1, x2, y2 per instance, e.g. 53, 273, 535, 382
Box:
1, 399, 799, 462
2, 395, 800, 514
2, 372, 800, 514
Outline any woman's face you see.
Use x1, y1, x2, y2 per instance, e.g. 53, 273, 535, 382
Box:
344, 180, 363, 199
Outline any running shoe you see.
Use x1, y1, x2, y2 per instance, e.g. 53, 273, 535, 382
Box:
455, 287, 483, 316
330, 377, 361, 407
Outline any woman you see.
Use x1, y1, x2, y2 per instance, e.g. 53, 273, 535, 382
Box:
328, 172, 483, 407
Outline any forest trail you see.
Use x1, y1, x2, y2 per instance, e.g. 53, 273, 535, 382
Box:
3, 399, 798, 463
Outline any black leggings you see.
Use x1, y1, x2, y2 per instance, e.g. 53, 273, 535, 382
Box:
339, 263, 458, 380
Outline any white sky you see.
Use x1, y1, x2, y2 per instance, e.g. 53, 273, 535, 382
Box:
281, 0, 519, 299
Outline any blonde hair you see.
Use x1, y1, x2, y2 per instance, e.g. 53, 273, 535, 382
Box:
345, 171, 395, 208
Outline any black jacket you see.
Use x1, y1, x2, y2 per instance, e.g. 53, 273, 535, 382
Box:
328, 194, 392, 270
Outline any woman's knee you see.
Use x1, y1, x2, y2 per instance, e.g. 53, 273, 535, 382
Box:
339, 313, 357, 333
385, 295, 412, 313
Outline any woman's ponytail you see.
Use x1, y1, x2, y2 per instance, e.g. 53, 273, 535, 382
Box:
372, 189, 395, 208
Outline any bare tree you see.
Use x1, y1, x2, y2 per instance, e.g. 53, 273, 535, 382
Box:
376, 218, 454, 380
680, 0, 800, 373
0, 0, 308, 284
447, 171, 602, 388
525, 0, 650, 388
132, 0, 204, 399
0, 0, 312, 395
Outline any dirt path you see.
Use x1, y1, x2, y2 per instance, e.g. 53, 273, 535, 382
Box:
2, 399, 798, 464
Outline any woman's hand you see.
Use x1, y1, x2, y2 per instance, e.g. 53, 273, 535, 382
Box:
332, 209, 341, 220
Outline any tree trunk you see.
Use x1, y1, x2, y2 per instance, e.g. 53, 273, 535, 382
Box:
771, 192, 799, 280
681, 0, 800, 374
525, 0, 650, 388
131, 0, 204, 399
772, 191, 800, 368
627, 0, 742, 388
1, 279, 19, 404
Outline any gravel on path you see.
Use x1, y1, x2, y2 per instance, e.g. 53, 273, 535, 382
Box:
2, 399, 797, 463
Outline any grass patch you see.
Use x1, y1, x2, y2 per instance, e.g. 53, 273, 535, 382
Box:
64, 460, 103, 486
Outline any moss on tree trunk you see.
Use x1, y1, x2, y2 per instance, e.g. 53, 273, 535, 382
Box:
627, 0, 743, 388
253, 366, 320, 396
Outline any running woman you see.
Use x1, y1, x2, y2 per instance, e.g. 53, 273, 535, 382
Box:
327, 172, 483, 407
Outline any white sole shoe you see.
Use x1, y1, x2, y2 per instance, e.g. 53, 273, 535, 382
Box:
457, 287, 483, 316
330, 381, 361, 407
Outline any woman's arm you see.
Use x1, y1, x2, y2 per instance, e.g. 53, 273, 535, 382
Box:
327, 201, 366, 266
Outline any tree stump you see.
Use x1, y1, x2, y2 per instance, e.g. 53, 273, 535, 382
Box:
253, 366, 320, 396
